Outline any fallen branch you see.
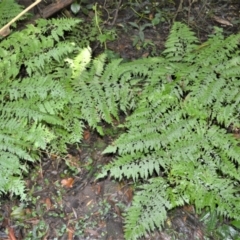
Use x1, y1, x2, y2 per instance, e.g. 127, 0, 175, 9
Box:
38, 0, 74, 18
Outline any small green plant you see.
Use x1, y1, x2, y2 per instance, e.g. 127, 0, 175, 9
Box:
67, 3, 116, 49
98, 199, 112, 218
93, 3, 116, 49
24, 220, 49, 240
126, 1, 173, 26
201, 210, 240, 239
70, 0, 93, 15
129, 22, 153, 49
70, 1, 81, 15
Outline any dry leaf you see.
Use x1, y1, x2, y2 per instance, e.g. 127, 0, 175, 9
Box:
45, 198, 52, 210
50, 153, 59, 160
2, 218, 9, 228
142, 52, 149, 58
85, 228, 99, 237
67, 227, 74, 240
83, 130, 90, 140
61, 178, 74, 188
124, 187, 133, 203
86, 199, 94, 207
213, 16, 233, 26
114, 204, 122, 217
66, 154, 80, 168
183, 204, 195, 213
233, 133, 240, 140
93, 183, 102, 195
24, 218, 40, 224
8, 226, 17, 240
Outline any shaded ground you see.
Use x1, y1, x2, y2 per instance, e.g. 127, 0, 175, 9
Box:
1, 0, 240, 239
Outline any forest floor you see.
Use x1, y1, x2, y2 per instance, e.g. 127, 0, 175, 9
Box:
1, 0, 240, 239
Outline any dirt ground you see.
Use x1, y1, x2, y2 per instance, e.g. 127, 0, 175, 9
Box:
1, 0, 240, 239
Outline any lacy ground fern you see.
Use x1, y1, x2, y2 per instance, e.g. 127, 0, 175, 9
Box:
98, 22, 240, 239
0, 5, 154, 199
0, 0, 127, 199
0, 17, 82, 199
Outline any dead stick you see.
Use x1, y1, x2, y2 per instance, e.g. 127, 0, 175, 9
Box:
0, 0, 42, 36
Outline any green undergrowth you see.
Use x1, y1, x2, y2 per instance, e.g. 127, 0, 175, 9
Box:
0, 17, 83, 199
0, 1, 114, 200
0, 0, 25, 28
1, 1, 240, 239
97, 24, 240, 239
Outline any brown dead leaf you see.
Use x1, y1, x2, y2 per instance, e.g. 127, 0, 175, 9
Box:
2, 218, 9, 228
8, 226, 17, 240
45, 198, 52, 211
85, 228, 99, 237
183, 205, 195, 213
142, 52, 149, 58
61, 178, 74, 188
50, 153, 58, 160
114, 204, 122, 217
124, 187, 133, 203
212, 16, 233, 26
66, 154, 80, 168
83, 130, 90, 140
24, 218, 40, 224
93, 183, 102, 195
86, 199, 94, 207
67, 227, 74, 240
233, 133, 240, 140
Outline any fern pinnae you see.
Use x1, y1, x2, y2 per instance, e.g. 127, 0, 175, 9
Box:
0, 17, 83, 198
124, 178, 171, 240
0, 0, 24, 27
98, 22, 240, 239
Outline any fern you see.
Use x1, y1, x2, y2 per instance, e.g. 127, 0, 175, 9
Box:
0, 0, 128, 199
1, 9, 240, 239
0, 17, 82, 199
98, 22, 240, 239
70, 52, 150, 133
0, 0, 25, 28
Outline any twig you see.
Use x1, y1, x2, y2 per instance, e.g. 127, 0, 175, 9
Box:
173, 0, 183, 22
110, 0, 122, 26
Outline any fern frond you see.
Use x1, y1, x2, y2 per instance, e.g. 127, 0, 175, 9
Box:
99, 22, 240, 239
0, 18, 82, 198
124, 178, 171, 240
163, 22, 199, 61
